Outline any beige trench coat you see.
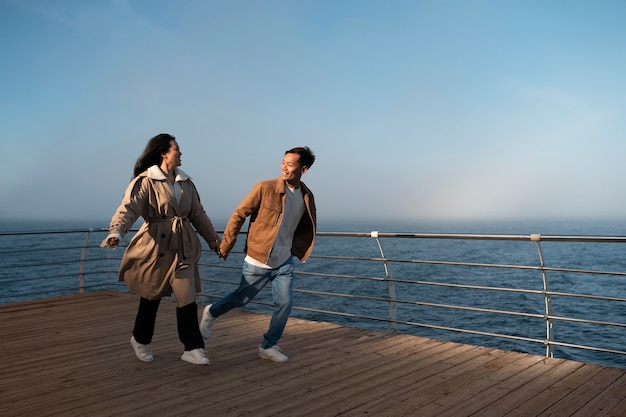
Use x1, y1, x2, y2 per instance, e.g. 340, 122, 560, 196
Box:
102, 166, 220, 305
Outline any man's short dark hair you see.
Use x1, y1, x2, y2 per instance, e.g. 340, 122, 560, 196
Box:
286, 146, 315, 169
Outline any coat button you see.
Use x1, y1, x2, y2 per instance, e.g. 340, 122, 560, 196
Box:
159, 253, 164, 257
161, 234, 166, 238
183, 256, 187, 260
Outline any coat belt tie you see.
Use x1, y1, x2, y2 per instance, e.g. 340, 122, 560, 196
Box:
149, 216, 191, 258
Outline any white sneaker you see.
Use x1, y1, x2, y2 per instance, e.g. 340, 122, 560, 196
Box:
130, 336, 154, 362
258, 345, 289, 363
181, 348, 210, 365
200, 304, 216, 339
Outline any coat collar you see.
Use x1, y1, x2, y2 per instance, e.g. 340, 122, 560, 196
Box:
272, 177, 311, 195
147, 165, 190, 182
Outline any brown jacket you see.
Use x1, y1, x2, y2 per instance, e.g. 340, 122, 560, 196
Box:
104, 166, 220, 304
220, 178, 316, 264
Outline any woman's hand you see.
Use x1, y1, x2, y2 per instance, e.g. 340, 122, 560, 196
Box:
107, 237, 120, 248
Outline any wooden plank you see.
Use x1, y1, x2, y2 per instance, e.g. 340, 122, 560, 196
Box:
503, 360, 602, 417
539, 366, 626, 416
416, 351, 551, 416
606, 394, 626, 417
238, 336, 453, 416
340, 346, 520, 416
1, 291, 626, 417
571, 373, 626, 416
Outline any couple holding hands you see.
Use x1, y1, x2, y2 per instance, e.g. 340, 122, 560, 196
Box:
103, 133, 316, 365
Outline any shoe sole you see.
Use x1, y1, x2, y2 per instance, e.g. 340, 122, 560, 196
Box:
181, 354, 209, 365
258, 353, 289, 363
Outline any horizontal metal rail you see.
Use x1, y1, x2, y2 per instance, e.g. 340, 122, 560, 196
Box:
1, 228, 626, 369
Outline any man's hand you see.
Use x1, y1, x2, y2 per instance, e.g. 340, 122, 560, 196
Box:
219, 242, 229, 261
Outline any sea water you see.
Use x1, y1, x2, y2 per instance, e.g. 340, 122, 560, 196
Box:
1, 218, 626, 368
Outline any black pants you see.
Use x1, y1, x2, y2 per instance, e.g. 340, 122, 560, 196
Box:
132, 297, 204, 351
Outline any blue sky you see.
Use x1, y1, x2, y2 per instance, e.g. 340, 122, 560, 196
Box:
2, 0, 626, 228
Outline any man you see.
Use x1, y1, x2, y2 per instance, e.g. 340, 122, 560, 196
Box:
200, 146, 316, 362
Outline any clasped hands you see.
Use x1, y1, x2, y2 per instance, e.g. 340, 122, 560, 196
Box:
107, 236, 229, 260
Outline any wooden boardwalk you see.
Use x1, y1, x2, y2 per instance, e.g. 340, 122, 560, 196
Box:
1, 291, 625, 417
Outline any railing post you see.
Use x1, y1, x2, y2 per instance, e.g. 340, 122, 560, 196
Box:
371, 231, 397, 333
79, 229, 92, 294
531, 234, 554, 358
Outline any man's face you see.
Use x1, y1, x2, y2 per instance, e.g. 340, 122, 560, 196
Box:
281, 152, 307, 184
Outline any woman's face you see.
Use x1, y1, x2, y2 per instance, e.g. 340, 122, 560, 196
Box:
161, 140, 182, 167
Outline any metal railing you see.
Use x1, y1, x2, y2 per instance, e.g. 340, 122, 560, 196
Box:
1, 227, 625, 368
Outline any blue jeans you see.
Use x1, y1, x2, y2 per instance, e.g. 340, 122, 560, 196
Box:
210, 257, 294, 349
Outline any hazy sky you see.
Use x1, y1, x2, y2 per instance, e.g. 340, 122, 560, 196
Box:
2, 0, 626, 228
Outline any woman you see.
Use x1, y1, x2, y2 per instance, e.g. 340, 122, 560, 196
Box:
102, 133, 221, 365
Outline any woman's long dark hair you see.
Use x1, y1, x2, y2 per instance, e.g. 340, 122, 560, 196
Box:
133, 133, 175, 177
